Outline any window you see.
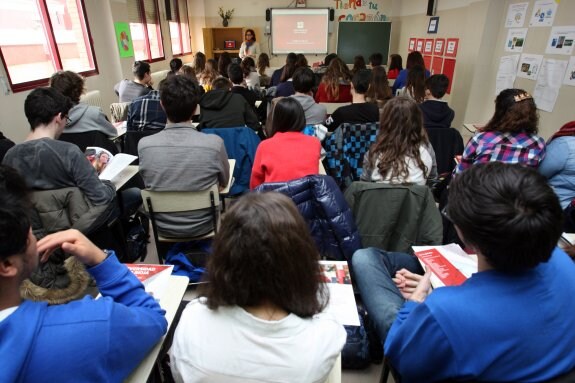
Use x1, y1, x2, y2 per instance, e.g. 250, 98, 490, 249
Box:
0, 0, 97, 92
128, 0, 164, 62
168, 0, 191, 56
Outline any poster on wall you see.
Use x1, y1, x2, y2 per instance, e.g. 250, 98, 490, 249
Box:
424, 39, 434, 54
416, 39, 425, 52
114, 22, 134, 58
431, 56, 443, 75
443, 58, 456, 94
564, 56, 575, 86
505, 2, 529, 28
445, 38, 459, 58
533, 58, 567, 112
423, 55, 433, 70
434, 38, 445, 55
516, 53, 544, 80
409, 38, 416, 52
529, 0, 557, 27
505, 28, 528, 53
495, 54, 520, 96
545, 26, 575, 56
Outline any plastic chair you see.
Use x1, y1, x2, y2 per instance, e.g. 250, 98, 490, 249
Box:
141, 184, 220, 263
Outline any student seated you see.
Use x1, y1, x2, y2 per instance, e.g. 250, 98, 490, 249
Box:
228, 63, 257, 109
198, 77, 260, 131
126, 87, 167, 131
0, 165, 167, 382
361, 96, 436, 184
353, 162, 575, 382
455, 89, 545, 174
365, 66, 393, 110
396, 64, 426, 102
314, 57, 352, 103
289, 67, 327, 126
114, 61, 153, 103
49, 70, 117, 138
325, 69, 379, 132
138, 75, 229, 238
170, 192, 346, 382
392, 51, 430, 95
419, 74, 455, 130
386, 54, 403, 79
271, 52, 297, 87
368, 52, 383, 68
250, 98, 321, 189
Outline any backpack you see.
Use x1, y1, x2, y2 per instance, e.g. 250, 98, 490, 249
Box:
122, 212, 150, 263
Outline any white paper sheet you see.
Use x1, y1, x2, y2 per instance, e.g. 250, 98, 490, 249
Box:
505, 28, 528, 53
563, 56, 575, 87
517, 53, 544, 80
533, 58, 568, 112
529, 0, 557, 27
100, 153, 138, 181
545, 26, 575, 56
496, 54, 520, 95
505, 2, 529, 28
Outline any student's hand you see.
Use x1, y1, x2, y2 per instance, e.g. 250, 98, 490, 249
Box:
408, 269, 432, 303
393, 268, 424, 300
37, 229, 107, 267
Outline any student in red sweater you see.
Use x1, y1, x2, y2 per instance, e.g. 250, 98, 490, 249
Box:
250, 98, 321, 188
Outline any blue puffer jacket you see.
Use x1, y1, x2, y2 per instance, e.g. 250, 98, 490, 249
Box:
255, 175, 362, 261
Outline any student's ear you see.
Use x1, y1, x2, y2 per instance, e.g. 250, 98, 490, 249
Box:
0, 256, 20, 278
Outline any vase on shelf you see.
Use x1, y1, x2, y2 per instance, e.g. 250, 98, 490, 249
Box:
222, 18, 229, 27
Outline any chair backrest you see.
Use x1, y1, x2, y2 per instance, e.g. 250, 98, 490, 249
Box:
426, 127, 464, 175
123, 129, 162, 160
344, 182, 442, 253
110, 102, 131, 123
323, 122, 379, 189
59, 131, 119, 155
150, 69, 169, 86
80, 90, 104, 109
203, 127, 261, 195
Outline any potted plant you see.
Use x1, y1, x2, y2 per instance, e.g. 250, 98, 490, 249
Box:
218, 7, 234, 27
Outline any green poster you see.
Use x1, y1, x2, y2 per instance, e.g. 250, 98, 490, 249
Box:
114, 22, 134, 58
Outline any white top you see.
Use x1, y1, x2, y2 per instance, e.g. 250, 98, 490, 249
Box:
367, 144, 433, 185
245, 71, 260, 90
239, 41, 260, 59
170, 298, 346, 383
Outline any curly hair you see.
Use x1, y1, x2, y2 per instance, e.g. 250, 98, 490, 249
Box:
199, 192, 328, 318
49, 71, 85, 104
483, 88, 539, 134
321, 57, 352, 100
367, 96, 430, 182
366, 66, 392, 102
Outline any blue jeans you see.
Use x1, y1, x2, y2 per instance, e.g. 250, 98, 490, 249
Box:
352, 248, 423, 344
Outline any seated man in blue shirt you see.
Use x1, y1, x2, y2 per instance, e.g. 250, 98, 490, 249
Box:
0, 165, 167, 382
353, 162, 575, 382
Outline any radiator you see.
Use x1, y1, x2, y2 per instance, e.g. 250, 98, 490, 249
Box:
80, 90, 104, 110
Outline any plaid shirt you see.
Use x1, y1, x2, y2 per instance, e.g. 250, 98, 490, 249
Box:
126, 90, 166, 131
455, 131, 546, 174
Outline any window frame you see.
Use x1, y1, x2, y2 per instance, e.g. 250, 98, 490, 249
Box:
170, 0, 192, 57
133, 0, 165, 63
0, 0, 99, 93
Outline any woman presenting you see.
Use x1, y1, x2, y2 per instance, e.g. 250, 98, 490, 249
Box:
239, 29, 260, 59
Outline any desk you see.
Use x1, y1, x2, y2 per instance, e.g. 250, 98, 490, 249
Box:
110, 165, 139, 190
125, 275, 189, 382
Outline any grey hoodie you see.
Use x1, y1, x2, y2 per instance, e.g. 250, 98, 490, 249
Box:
290, 94, 327, 125
66, 103, 117, 137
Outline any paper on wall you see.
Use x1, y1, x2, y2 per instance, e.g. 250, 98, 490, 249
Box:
505, 2, 529, 28
517, 53, 544, 81
496, 54, 520, 95
533, 58, 567, 112
563, 56, 575, 87
529, 0, 557, 27
505, 28, 528, 53
545, 26, 575, 56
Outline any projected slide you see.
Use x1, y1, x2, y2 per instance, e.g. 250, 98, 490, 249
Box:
272, 9, 329, 54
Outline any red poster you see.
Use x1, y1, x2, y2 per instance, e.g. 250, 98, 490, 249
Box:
443, 58, 456, 94
445, 38, 459, 58
423, 39, 434, 54
416, 38, 425, 52
423, 55, 432, 70
434, 38, 445, 56
408, 37, 416, 52
431, 56, 443, 75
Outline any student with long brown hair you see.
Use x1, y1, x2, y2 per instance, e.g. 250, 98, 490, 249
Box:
366, 66, 393, 109
392, 51, 430, 94
198, 58, 219, 92
192, 52, 206, 80
170, 192, 346, 382
361, 96, 436, 184
314, 57, 353, 103
257, 53, 271, 87
387, 53, 403, 79
397, 64, 426, 103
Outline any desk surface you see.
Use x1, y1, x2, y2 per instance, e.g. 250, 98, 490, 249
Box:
125, 274, 189, 382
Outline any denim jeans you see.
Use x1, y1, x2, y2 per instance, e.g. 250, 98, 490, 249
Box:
352, 248, 423, 344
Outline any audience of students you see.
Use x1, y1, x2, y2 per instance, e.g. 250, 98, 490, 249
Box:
397, 64, 426, 102
250, 98, 320, 188
325, 69, 380, 132
199, 58, 219, 92
361, 96, 436, 184
365, 66, 393, 110
392, 51, 430, 95
241, 57, 260, 90
315, 57, 353, 103
239, 29, 260, 60
0, 164, 168, 382
290, 67, 327, 126
170, 192, 346, 382
228, 63, 257, 109
387, 54, 403, 79
419, 74, 455, 130
198, 77, 260, 131
356, 162, 575, 382
49, 70, 116, 138
352, 55, 367, 74
114, 61, 153, 103
539, 121, 575, 210
257, 53, 271, 87
455, 88, 546, 174
138, 75, 229, 238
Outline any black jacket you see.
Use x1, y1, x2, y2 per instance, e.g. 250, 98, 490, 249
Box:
419, 100, 455, 130
198, 89, 259, 131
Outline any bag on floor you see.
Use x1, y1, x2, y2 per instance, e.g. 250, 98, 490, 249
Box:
123, 212, 150, 263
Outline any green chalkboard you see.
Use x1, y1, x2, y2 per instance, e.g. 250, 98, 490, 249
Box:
336, 22, 392, 65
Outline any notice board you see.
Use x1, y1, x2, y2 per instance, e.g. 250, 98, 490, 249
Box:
336, 22, 392, 65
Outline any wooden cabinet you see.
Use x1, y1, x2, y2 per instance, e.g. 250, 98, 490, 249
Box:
203, 27, 244, 60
